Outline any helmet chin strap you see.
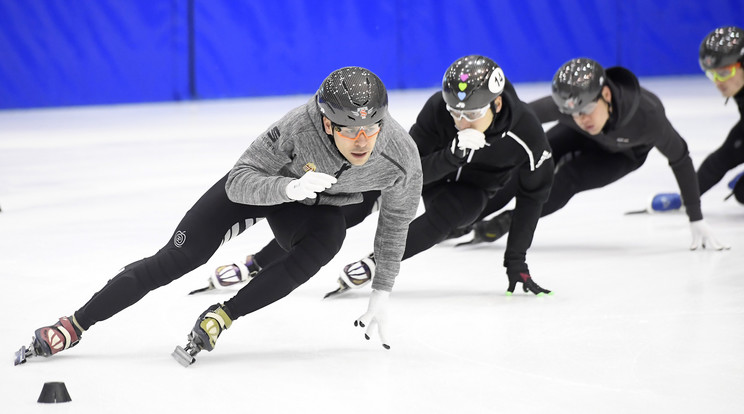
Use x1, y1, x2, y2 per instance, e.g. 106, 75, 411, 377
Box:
322, 116, 351, 159
487, 97, 509, 130
321, 115, 340, 146
601, 96, 612, 114
488, 100, 499, 122
600, 95, 615, 131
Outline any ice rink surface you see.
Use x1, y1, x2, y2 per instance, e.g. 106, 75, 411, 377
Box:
1, 76, 742, 413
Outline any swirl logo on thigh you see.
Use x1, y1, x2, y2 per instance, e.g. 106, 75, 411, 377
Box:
174, 231, 186, 247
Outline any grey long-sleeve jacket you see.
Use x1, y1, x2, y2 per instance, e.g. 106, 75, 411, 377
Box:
226, 96, 423, 292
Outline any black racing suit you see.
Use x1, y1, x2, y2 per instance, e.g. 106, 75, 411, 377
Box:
408, 81, 553, 276
696, 86, 744, 202
483, 66, 703, 222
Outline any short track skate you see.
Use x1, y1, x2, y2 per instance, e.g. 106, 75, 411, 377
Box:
15, 316, 82, 365
324, 255, 374, 299
188, 260, 258, 295
171, 331, 205, 367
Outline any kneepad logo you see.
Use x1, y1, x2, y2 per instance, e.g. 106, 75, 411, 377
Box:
174, 231, 186, 248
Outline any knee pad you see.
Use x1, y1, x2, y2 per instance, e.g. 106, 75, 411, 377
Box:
285, 228, 346, 288
425, 191, 487, 234
275, 208, 347, 256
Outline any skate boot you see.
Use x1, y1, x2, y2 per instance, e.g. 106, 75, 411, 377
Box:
649, 193, 682, 212
444, 224, 474, 240
625, 193, 684, 214
324, 253, 375, 299
15, 316, 84, 365
728, 171, 743, 190
172, 303, 233, 367
456, 211, 512, 246
725, 171, 744, 202
189, 255, 262, 295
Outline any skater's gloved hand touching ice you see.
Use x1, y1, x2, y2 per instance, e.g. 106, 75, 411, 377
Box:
506, 269, 552, 296
285, 170, 337, 201
354, 289, 390, 349
689, 219, 730, 251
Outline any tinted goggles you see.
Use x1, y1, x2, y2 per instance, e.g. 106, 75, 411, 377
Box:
333, 122, 381, 141
563, 99, 600, 117
446, 104, 490, 122
705, 62, 741, 82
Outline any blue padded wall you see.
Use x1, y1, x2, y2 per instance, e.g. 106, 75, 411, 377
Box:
0, 0, 741, 109
0, 0, 189, 109
393, 0, 620, 89
191, 0, 400, 99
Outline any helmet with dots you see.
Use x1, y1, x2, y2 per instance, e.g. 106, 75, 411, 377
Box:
551, 58, 606, 114
442, 55, 506, 110
699, 26, 744, 71
317, 67, 388, 127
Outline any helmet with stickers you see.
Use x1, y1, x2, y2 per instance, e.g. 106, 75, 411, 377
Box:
551, 58, 606, 114
442, 55, 506, 110
699, 26, 744, 70
317, 67, 388, 127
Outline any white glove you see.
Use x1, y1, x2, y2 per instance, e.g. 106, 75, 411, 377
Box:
456, 128, 486, 151
354, 289, 391, 349
285, 170, 337, 200
689, 220, 730, 251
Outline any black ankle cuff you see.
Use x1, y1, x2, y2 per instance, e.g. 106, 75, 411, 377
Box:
220, 304, 235, 321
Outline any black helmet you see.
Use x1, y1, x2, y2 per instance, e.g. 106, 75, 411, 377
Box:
699, 26, 744, 70
442, 55, 506, 110
551, 58, 606, 114
317, 67, 388, 127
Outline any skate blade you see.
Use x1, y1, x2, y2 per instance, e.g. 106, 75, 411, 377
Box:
455, 238, 484, 247
171, 345, 197, 367
14, 344, 34, 366
323, 285, 351, 299
188, 279, 217, 295
187, 285, 214, 295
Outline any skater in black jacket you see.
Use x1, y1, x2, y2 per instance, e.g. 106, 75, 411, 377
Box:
211, 55, 555, 298
651, 26, 744, 207
464, 57, 728, 251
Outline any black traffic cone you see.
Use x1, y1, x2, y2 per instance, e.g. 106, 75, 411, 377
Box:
37, 382, 72, 403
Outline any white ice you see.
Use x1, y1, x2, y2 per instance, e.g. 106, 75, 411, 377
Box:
1, 77, 743, 414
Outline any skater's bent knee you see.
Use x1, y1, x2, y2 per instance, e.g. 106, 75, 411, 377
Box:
138, 247, 207, 289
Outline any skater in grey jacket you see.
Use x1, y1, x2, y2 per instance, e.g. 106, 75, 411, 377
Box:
17, 67, 422, 367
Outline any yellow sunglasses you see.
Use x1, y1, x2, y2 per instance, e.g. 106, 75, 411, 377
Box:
705, 62, 741, 82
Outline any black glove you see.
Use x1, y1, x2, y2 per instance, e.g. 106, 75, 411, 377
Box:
449, 137, 470, 160
506, 270, 552, 296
